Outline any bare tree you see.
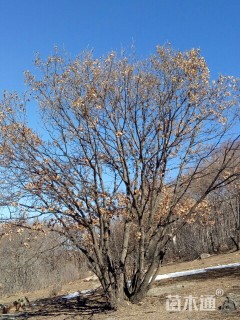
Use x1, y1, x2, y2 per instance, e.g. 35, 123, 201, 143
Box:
0, 46, 239, 308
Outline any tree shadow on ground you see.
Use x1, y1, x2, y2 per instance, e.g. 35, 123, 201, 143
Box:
14, 289, 114, 319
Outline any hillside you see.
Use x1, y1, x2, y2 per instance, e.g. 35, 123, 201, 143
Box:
0, 251, 240, 319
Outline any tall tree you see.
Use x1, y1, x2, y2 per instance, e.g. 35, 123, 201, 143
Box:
0, 46, 239, 308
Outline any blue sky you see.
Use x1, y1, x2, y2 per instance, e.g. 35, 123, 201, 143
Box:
0, 0, 239, 94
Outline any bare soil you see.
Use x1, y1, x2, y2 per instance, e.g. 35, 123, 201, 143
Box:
1, 251, 240, 320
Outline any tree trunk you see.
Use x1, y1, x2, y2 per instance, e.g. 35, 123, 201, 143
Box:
102, 273, 127, 310
107, 290, 128, 310
130, 289, 148, 304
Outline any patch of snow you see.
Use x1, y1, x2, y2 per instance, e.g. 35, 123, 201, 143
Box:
155, 268, 206, 281
80, 289, 93, 296
62, 289, 95, 300
155, 262, 240, 281
62, 291, 80, 300
205, 262, 240, 270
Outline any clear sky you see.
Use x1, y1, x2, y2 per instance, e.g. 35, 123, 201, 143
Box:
0, 0, 239, 94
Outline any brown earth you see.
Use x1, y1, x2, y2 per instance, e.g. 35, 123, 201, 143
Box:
0, 251, 240, 319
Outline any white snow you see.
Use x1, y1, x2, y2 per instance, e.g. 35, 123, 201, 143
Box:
80, 289, 93, 295
62, 291, 80, 300
62, 289, 94, 300
155, 268, 206, 281
155, 262, 240, 281
205, 262, 240, 270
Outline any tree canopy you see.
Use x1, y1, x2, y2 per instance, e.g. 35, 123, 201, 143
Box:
0, 46, 239, 308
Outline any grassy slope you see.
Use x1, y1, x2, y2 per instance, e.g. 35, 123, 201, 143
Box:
0, 251, 240, 319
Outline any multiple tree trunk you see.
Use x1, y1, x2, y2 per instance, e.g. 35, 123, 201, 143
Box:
0, 46, 239, 308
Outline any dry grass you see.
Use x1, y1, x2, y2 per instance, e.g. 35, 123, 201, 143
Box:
0, 251, 240, 319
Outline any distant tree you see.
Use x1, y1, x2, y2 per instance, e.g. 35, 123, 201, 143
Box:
200, 146, 240, 251
0, 46, 239, 309
0, 224, 86, 294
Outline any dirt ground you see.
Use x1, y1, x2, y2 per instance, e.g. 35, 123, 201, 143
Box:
1, 251, 240, 320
